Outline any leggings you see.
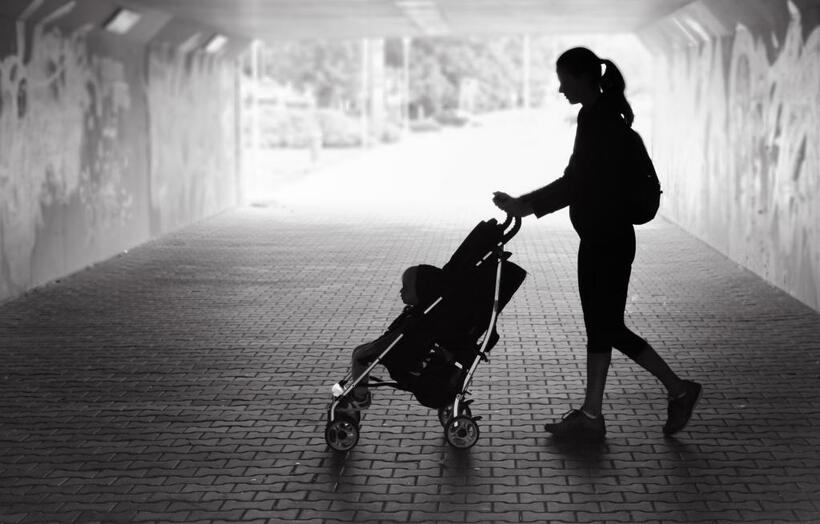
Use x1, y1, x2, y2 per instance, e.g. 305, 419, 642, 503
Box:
578, 229, 647, 358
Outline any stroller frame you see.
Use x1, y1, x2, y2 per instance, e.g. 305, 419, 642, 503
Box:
325, 214, 523, 451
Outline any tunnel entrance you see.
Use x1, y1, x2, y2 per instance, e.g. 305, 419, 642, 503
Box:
239, 33, 654, 218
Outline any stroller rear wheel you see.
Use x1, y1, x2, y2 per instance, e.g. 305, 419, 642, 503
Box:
325, 415, 359, 451
437, 402, 472, 428
445, 415, 479, 449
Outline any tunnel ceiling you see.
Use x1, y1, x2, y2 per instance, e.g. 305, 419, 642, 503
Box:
124, 0, 697, 40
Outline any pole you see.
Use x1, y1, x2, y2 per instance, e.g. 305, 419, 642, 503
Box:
250, 40, 261, 152
402, 36, 411, 132
360, 38, 370, 149
235, 50, 244, 205
522, 34, 531, 110
246, 39, 262, 203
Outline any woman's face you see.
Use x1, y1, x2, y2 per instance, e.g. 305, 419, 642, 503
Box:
557, 68, 589, 105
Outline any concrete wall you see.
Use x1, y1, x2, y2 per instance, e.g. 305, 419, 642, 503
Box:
0, 13, 239, 302
147, 46, 239, 234
646, 0, 820, 312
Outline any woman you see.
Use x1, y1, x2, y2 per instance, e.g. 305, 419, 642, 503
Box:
493, 47, 701, 440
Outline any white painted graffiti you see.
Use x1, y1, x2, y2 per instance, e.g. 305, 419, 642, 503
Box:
654, 1, 820, 310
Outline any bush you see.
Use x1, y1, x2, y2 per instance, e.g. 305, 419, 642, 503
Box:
317, 110, 404, 147
409, 119, 442, 133
371, 120, 403, 144
317, 109, 362, 148
257, 107, 403, 149
435, 109, 470, 127
259, 107, 318, 148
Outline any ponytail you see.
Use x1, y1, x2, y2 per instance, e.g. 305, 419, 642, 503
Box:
600, 58, 634, 127
556, 48, 636, 127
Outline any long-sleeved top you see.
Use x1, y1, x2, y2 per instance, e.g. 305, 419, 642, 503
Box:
521, 96, 633, 244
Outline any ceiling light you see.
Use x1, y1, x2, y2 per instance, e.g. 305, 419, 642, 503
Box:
104, 8, 141, 34
395, 0, 435, 7
205, 34, 228, 53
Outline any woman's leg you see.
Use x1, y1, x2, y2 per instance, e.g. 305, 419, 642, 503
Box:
569, 230, 701, 435
619, 336, 684, 395
544, 241, 610, 437
581, 351, 611, 417
613, 325, 702, 434
603, 228, 684, 395
577, 239, 618, 418
598, 229, 685, 395
577, 230, 641, 418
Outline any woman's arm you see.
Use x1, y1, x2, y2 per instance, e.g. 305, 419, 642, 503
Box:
519, 162, 577, 218
493, 160, 578, 219
493, 112, 618, 219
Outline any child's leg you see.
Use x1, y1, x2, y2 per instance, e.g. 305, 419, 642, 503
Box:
351, 341, 382, 396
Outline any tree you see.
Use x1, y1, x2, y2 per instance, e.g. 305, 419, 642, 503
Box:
257, 35, 566, 119
261, 40, 361, 109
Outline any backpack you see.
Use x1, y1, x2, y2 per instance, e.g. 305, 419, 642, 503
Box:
623, 128, 662, 225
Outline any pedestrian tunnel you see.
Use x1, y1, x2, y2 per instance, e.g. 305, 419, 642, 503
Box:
1, 0, 819, 313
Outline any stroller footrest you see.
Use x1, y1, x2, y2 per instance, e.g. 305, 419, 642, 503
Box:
369, 381, 399, 388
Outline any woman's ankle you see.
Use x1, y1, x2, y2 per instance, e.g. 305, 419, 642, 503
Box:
666, 379, 687, 398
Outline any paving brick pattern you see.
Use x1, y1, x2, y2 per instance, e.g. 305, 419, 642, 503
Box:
2, 207, 820, 523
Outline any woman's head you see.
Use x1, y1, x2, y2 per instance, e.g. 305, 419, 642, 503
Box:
556, 47, 634, 126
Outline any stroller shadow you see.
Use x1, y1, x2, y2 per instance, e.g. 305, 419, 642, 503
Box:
661, 435, 696, 455
325, 447, 356, 493
437, 438, 477, 486
658, 436, 703, 480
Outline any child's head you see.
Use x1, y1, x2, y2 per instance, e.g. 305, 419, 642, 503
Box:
400, 264, 444, 306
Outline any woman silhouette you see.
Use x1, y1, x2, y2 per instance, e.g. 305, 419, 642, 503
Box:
493, 47, 701, 440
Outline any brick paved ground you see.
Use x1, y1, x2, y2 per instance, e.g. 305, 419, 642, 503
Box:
2, 205, 820, 524
3, 115, 820, 523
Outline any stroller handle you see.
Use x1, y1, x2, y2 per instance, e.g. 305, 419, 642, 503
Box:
501, 213, 522, 244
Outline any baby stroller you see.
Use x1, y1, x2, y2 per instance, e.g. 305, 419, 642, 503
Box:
325, 214, 526, 450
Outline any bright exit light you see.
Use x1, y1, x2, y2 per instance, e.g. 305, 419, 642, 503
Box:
205, 34, 229, 53
104, 8, 141, 34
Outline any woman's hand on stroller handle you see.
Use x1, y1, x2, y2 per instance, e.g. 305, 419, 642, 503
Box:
492, 191, 533, 219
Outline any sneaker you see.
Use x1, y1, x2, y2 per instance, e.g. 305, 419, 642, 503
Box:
339, 389, 372, 412
663, 380, 702, 436
544, 409, 606, 441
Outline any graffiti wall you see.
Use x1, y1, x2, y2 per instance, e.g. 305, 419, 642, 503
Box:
651, 0, 820, 312
0, 16, 239, 302
147, 47, 238, 235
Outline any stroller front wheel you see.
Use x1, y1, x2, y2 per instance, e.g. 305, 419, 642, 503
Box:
325, 415, 360, 451
445, 415, 479, 449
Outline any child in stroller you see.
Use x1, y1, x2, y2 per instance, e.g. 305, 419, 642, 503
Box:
340, 264, 446, 412
325, 215, 526, 451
